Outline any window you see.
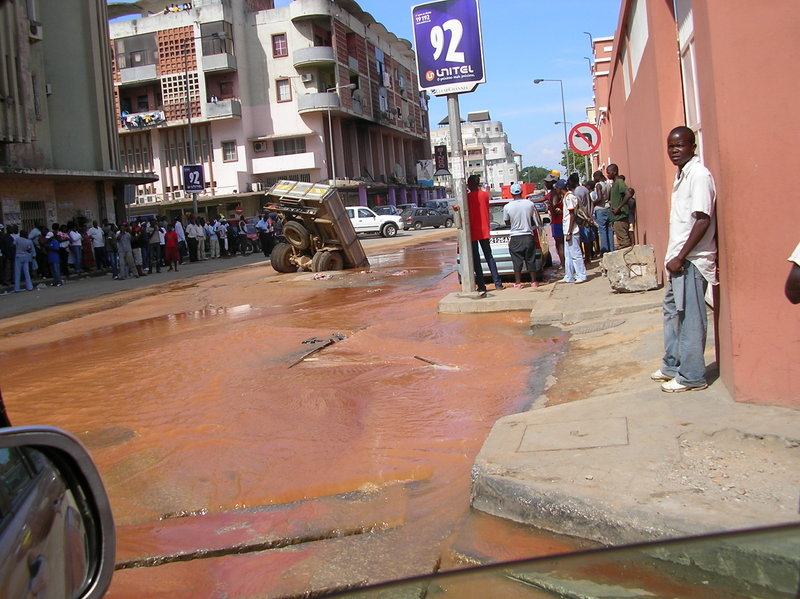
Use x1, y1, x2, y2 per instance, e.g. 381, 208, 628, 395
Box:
675, 0, 703, 159
627, 0, 648, 81
276, 78, 291, 103
218, 80, 234, 98
222, 141, 237, 162
31, 75, 40, 120
114, 33, 157, 69
273, 137, 306, 156
358, 208, 373, 219
136, 95, 149, 111
272, 34, 288, 58
0, 448, 35, 523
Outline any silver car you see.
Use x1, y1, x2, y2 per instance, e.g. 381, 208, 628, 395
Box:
459, 199, 552, 280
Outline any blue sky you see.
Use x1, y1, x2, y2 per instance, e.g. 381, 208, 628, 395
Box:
278, 0, 621, 171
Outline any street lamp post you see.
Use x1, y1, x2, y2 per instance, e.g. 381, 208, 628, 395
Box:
555, 120, 574, 178
326, 84, 357, 185
183, 32, 223, 217
534, 78, 570, 177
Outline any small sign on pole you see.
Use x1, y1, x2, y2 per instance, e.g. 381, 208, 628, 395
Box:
182, 164, 205, 194
433, 144, 449, 174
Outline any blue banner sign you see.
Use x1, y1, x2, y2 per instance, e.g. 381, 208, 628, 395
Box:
412, 0, 485, 96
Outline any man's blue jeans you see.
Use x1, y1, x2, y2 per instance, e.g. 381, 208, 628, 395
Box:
14, 255, 33, 291
472, 238, 502, 290
109, 251, 119, 277
594, 208, 614, 253
661, 261, 709, 387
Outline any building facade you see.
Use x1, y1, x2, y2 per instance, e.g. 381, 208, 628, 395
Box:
594, 0, 799, 408
110, 0, 433, 218
0, 0, 154, 228
430, 111, 520, 193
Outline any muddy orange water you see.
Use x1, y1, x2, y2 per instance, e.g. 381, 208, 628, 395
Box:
0, 239, 579, 597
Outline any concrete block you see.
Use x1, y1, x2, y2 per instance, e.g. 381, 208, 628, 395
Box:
601, 245, 659, 293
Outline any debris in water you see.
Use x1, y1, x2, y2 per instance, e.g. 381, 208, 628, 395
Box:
413, 355, 460, 371
313, 273, 332, 280
290, 333, 347, 368
390, 270, 410, 277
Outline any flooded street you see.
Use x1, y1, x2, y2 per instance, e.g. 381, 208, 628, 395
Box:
0, 237, 580, 597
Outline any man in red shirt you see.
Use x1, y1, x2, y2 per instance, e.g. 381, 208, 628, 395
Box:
466, 175, 503, 292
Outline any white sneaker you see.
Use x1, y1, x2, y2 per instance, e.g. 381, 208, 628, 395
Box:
560, 277, 575, 283
650, 369, 673, 382
661, 379, 708, 393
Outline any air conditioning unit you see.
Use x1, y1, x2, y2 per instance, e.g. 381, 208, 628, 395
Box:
300, 73, 314, 83
29, 21, 43, 42
172, 191, 184, 200
144, 195, 157, 204
250, 182, 264, 192
253, 141, 267, 153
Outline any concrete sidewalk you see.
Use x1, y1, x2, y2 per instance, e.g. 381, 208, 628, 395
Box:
470, 273, 800, 591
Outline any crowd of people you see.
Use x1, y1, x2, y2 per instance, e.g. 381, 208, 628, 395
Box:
0, 212, 283, 294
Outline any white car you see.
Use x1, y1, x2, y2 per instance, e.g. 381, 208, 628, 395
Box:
346, 206, 401, 238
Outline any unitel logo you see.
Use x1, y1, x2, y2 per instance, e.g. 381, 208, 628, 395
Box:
425, 70, 435, 82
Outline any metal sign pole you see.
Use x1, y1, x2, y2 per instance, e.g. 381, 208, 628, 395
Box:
448, 94, 475, 295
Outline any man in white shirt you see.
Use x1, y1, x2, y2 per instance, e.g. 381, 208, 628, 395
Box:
204, 220, 219, 259
173, 218, 187, 264
185, 218, 200, 262
560, 179, 587, 284
785, 242, 800, 304
196, 218, 207, 261
502, 183, 543, 288
86, 221, 106, 270
652, 126, 717, 393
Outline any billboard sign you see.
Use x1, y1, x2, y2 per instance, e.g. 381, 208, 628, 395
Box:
416, 160, 435, 187
182, 164, 205, 194
412, 0, 486, 96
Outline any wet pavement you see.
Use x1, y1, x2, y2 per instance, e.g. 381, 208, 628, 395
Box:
0, 235, 583, 597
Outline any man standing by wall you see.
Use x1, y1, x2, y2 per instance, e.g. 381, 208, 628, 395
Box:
607, 164, 631, 249
592, 170, 614, 254
652, 127, 717, 393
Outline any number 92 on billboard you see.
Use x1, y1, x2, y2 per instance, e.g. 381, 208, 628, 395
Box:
412, 0, 485, 96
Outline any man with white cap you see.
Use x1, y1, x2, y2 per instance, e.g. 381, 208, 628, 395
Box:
503, 182, 542, 288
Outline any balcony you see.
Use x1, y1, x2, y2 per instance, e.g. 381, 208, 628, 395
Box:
292, 46, 335, 69
290, 0, 332, 21
119, 64, 158, 86
297, 92, 340, 114
202, 53, 237, 72
252, 152, 317, 175
205, 98, 241, 119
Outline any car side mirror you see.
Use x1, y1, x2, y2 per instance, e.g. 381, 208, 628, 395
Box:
0, 426, 116, 599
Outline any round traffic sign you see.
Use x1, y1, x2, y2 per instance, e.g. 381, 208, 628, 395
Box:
568, 123, 601, 156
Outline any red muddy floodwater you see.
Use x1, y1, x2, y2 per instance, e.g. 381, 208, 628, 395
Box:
0, 239, 579, 597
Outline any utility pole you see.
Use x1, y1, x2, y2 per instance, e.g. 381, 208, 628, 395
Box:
448, 95, 476, 296
183, 41, 197, 217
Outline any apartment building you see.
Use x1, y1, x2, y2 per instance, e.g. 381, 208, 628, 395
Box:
110, 0, 433, 218
0, 0, 155, 228
597, 0, 799, 407
586, 35, 614, 171
430, 111, 520, 192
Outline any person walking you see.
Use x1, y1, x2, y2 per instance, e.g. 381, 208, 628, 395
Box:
45, 232, 63, 286
652, 126, 717, 393
164, 224, 180, 271
87, 221, 106, 269
67, 223, 83, 275
205, 219, 219, 259
463, 175, 503, 292
131, 223, 147, 277
559, 179, 588, 284
607, 164, 631, 249
13, 230, 35, 292
503, 182, 543, 288
592, 170, 614, 254
117, 224, 138, 280
149, 220, 162, 274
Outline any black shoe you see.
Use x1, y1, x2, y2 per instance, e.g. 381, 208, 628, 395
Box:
477, 287, 487, 293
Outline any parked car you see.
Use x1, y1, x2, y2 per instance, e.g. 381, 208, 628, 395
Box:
346, 206, 401, 238
401, 208, 454, 231
374, 205, 403, 218
458, 198, 552, 280
424, 198, 457, 215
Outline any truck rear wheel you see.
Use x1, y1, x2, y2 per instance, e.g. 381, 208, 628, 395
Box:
381, 223, 398, 238
270, 243, 296, 273
283, 221, 311, 251
312, 250, 344, 272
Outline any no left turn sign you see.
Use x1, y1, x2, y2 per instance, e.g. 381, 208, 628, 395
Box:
568, 123, 602, 156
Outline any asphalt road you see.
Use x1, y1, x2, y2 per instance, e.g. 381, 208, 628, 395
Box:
0, 228, 455, 321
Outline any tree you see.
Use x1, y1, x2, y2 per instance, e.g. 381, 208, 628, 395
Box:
519, 165, 550, 186
560, 148, 593, 183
